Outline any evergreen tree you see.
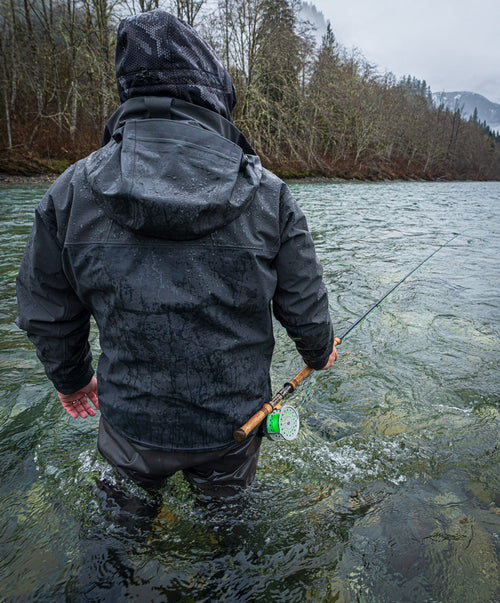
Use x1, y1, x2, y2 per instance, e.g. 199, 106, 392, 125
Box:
255, 0, 301, 104
322, 21, 336, 56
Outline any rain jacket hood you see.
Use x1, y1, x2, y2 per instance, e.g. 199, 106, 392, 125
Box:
86, 96, 263, 240
87, 11, 255, 240
115, 10, 237, 120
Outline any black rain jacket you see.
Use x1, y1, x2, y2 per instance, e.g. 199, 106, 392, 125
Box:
16, 12, 333, 452
16, 96, 333, 451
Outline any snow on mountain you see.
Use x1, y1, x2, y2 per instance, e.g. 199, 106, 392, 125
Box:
432, 91, 500, 132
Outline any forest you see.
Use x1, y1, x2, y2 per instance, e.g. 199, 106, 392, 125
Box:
1, 0, 499, 180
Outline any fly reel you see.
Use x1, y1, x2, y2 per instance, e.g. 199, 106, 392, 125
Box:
264, 405, 300, 441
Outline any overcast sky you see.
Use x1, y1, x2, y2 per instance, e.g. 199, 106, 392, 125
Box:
311, 0, 500, 104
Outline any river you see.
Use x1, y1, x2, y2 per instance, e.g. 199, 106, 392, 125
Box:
1, 181, 499, 602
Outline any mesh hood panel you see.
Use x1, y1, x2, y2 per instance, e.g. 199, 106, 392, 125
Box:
116, 10, 236, 121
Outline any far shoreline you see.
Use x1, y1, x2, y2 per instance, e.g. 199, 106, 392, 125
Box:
0, 173, 412, 186
1, 173, 59, 185
1, 172, 497, 186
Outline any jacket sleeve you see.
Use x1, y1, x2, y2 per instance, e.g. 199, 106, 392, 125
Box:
272, 183, 334, 369
16, 199, 93, 395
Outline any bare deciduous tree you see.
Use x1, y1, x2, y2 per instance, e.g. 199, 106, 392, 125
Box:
0, 0, 498, 179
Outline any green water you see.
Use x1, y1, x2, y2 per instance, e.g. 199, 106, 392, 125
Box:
1, 181, 499, 602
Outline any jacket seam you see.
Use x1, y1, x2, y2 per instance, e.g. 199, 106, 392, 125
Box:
63, 241, 278, 252
129, 121, 138, 226
133, 136, 241, 162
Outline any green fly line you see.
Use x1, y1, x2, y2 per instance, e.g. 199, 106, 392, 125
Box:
297, 371, 322, 410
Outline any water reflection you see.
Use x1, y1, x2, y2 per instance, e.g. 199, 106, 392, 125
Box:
1, 182, 499, 601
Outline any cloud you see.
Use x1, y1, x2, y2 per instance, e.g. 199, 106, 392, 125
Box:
311, 0, 500, 103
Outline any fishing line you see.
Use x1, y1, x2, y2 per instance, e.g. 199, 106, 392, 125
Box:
336, 231, 463, 343
297, 371, 322, 410
234, 231, 464, 443
295, 232, 463, 412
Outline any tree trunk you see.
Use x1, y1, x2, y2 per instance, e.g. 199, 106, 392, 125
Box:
4, 87, 12, 148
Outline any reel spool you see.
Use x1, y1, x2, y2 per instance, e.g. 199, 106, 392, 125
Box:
265, 405, 300, 441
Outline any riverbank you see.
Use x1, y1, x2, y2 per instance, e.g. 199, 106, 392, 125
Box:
1, 148, 496, 184
1, 173, 59, 184
0, 172, 390, 186
0, 172, 463, 186
0, 148, 70, 183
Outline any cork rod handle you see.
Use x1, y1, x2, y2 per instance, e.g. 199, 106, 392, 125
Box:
233, 403, 274, 442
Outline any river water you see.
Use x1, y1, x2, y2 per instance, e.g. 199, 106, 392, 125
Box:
1, 181, 499, 602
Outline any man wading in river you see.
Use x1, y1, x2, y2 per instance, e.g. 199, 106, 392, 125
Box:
16, 11, 336, 498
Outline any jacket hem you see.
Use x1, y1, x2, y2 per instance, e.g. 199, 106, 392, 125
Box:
100, 410, 248, 454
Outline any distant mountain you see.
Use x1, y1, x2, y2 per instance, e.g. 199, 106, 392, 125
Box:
299, 1, 327, 43
432, 91, 500, 132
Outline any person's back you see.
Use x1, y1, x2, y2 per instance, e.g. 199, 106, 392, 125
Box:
16, 11, 335, 496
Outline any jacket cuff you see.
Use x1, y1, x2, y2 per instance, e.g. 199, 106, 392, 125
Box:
303, 328, 335, 370
52, 365, 94, 395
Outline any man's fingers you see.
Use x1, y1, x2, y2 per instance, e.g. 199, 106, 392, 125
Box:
73, 398, 95, 418
87, 391, 99, 409
61, 400, 80, 418
61, 395, 96, 418
322, 346, 338, 370
57, 378, 99, 418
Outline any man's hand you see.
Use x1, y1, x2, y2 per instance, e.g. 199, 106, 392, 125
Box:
58, 376, 99, 418
322, 345, 338, 370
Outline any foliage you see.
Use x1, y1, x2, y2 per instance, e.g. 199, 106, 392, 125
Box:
0, 0, 499, 180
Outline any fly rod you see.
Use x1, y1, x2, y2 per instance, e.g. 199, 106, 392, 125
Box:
233, 232, 462, 442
